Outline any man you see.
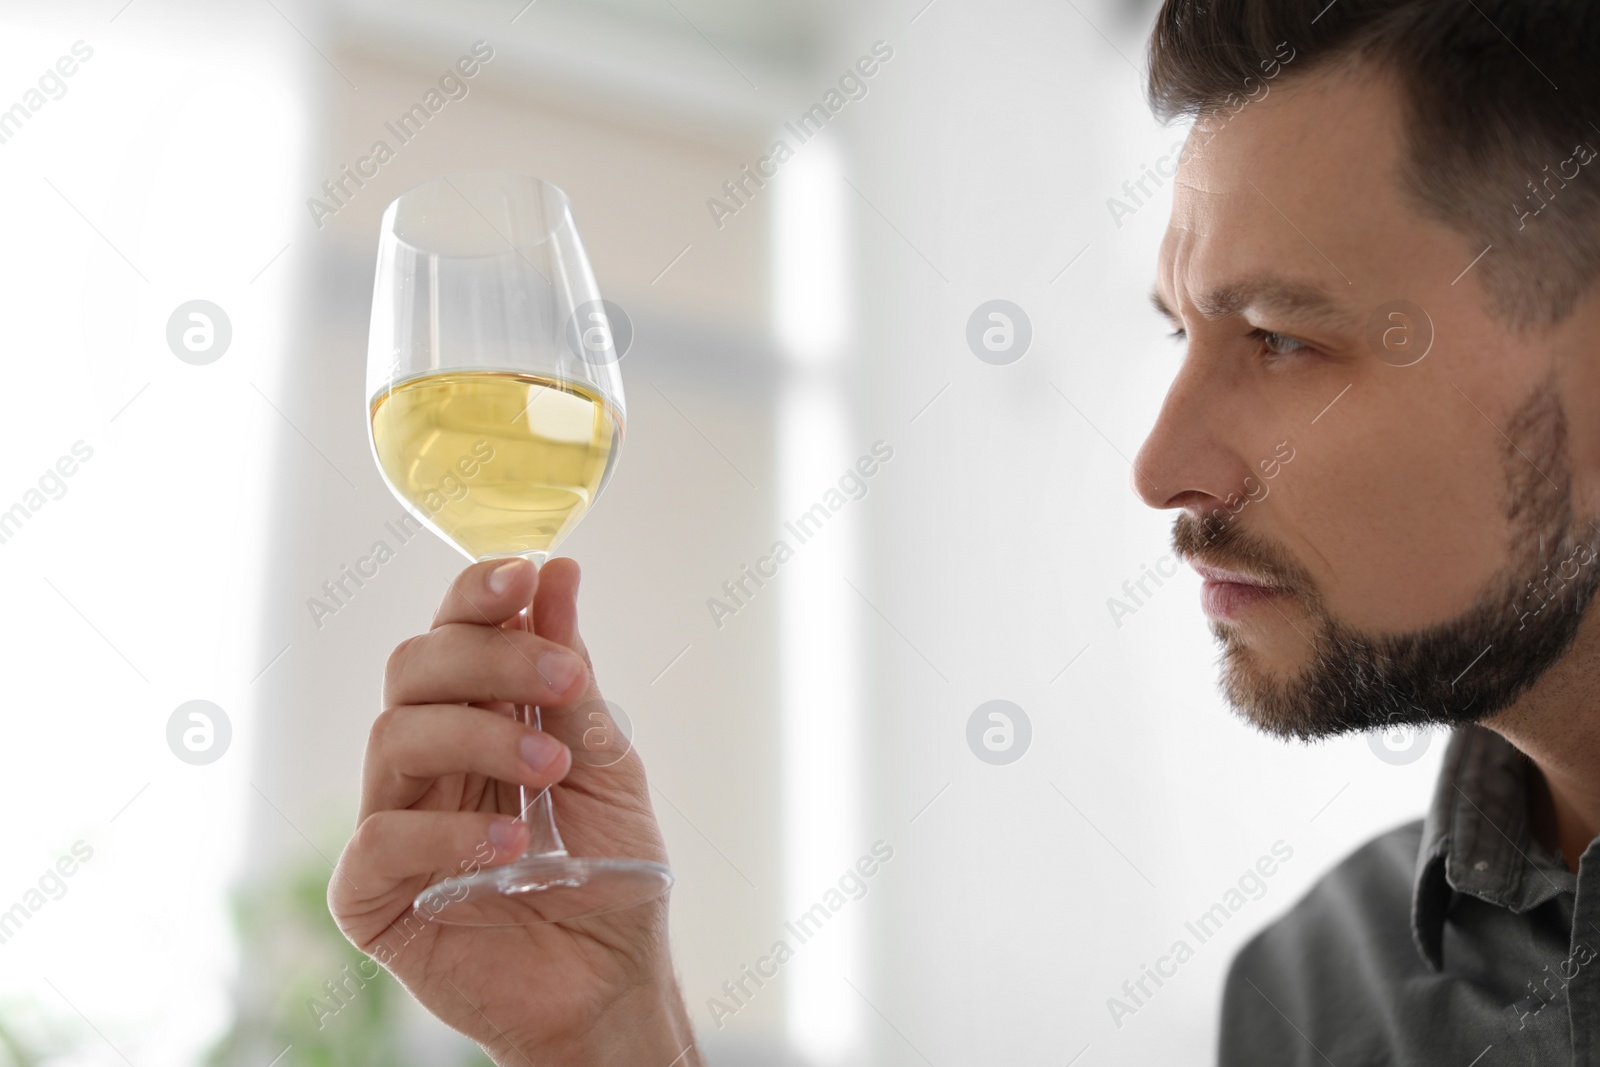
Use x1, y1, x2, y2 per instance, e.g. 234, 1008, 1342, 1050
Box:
330, 0, 1600, 1062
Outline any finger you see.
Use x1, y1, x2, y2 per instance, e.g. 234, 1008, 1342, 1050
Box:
337, 808, 528, 895
386, 621, 589, 708
431, 557, 539, 630
363, 703, 571, 815
527, 560, 631, 763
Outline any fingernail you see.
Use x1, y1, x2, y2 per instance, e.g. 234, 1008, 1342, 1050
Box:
487, 559, 525, 595
520, 731, 564, 773
488, 818, 526, 852
537, 650, 582, 692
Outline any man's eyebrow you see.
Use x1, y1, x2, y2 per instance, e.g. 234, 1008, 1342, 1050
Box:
1148, 278, 1358, 331
1150, 285, 1179, 324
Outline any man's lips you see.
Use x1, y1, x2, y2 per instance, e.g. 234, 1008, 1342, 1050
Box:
1189, 562, 1279, 588
1188, 562, 1292, 620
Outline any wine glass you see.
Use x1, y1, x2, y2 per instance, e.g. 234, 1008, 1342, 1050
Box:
364, 171, 671, 924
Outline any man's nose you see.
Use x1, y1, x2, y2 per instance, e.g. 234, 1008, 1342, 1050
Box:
1131, 373, 1245, 515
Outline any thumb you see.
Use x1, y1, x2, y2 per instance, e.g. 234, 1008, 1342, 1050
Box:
531, 557, 593, 670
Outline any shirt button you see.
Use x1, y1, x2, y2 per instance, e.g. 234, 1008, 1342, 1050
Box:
1475, 861, 1489, 871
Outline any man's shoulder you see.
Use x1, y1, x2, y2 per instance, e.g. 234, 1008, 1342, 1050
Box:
1234, 818, 1423, 971
1218, 819, 1426, 1065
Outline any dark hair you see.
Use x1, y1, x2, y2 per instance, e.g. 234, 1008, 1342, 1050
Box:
1147, 0, 1600, 332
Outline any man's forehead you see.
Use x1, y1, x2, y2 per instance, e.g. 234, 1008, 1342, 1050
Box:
1154, 169, 1357, 319
1158, 162, 1358, 287
1149, 69, 1409, 332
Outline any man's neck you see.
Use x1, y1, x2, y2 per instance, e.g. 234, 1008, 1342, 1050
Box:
1485, 613, 1600, 870
1524, 758, 1595, 871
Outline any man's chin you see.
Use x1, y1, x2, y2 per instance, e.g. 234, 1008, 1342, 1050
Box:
1211, 622, 1422, 743
1214, 638, 1344, 743
1207, 605, 1555, 745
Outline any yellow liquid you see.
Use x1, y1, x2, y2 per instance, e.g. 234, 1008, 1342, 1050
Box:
370, 370, 622, 559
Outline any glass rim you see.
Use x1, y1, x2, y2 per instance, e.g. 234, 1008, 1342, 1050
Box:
380, 170, 576, 258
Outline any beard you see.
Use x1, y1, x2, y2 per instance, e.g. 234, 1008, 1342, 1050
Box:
1173, 380, 1600, 742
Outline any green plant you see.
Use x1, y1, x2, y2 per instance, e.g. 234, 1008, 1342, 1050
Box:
206, 859, 490, 1067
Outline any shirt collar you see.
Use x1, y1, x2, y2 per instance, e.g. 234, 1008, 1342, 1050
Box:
1412, 724, 1576, 971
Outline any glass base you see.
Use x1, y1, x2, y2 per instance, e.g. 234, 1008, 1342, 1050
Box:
413, 854, 673, 926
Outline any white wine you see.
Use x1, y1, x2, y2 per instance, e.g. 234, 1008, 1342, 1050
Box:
370, 370, 622, 560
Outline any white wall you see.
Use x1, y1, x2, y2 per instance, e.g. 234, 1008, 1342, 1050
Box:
0, 1, 311, 1061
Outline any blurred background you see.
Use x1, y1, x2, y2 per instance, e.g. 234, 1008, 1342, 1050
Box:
0, 0, 1445, 1063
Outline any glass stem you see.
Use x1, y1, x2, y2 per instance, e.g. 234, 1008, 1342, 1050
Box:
513, 600, 567, 858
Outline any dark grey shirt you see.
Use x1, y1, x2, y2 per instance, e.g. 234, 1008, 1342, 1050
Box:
1220, 724, 1600, 1066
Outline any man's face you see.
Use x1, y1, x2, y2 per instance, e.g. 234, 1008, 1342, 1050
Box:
1137, 64, 1600, 739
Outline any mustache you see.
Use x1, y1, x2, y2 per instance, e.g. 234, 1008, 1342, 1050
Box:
1171, 511, 1316, 599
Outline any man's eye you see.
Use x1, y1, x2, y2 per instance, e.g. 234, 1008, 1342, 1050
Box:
1164, 326, 1310, 358
1250, 328, 1308, 357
